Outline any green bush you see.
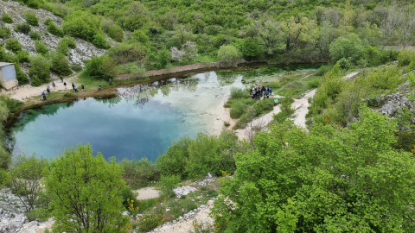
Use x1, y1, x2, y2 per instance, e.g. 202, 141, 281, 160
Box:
5, 38, 22, 52
218, 44, 241, 66
338, 57, 350, 70
307, 79, 320, 88
35, 40, 49, 55
108, 24, 123, 42
397, 50, 415, 66
92, 33, 109, 49
230, 87, 246, 99
230, 100, 247, 119
156, 137, 192, 179
15, 65, 28, 85
0, 147, 10, 170
0, 26, 11, 38
253, 98, 274, 115
47, 22, 64, 37
0, 168, 10, 186
108, 43, 146, 64
119, 186, 137, 210
44, 18, 52, 26
363, 46, 383, 66
17, 50, 30, 63
329, 34, 363, 63
29, 55, 51, 86
16, 24, 31, 34
26, 208, 50, 222
50, 52, 72, 76
156, 175, 181, 195
119, 158, 160, 188
29, 31, 41, 40
316, 64, 333, 76
84, 55, 116, 79
24, 12, 39, 26
1, 13, 13, 23
71, 63, 82, 72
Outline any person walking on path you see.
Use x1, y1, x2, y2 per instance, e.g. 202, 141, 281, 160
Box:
46, 86, 51, 95
109, 78, 112, 86
74, 84, 78, 93
52, 82, 56, 89
42, 91, 46, 100
64, 82, 67, 90
60, 75, 63, 83
81, 84, 84, 92
98, 85, 102, 91
72, 83, 75, 91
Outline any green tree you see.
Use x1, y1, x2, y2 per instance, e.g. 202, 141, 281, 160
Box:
50, 52, 72, 76
35, 40, 49, 55
212, 108, 415, 232
45, 144, 130, 233
241, 38, 261, 59
329, 34, 364, 63
9, 155, 48, 212
85, 55, 116, 79
47, 22, 64, 38
217, 45, 241, 66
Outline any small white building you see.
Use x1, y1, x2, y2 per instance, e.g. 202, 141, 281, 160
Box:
0, 62, 18, 90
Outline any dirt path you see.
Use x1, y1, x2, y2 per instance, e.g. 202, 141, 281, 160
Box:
291, 89, 317, 129
1, 75, 77, 101
134, 187, 160, 200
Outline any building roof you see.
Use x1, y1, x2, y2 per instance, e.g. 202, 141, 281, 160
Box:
0, 62, 14, 68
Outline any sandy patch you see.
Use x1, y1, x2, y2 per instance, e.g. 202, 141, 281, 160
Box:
1, 76, 77, 101
135, 187, 160, 200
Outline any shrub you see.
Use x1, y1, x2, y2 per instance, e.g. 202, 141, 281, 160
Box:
17, 50, 30, 63
108, 24, 123, 42
0, 168, 10, 186
44, 18, 53, 26
316, 64, 333, 76
338, 57, 350, 70
1, 13, 13, 23
157, 175, 181, 195
230, 100, 247, 119
92, 33, 109, 49
218, 44, 241, 66
363, 46, 383, 66
307, 79, 320, 88
108, 43, 146, 64
119, 158, 160, 188
57, 38, 76, 55
29, 55, 51, 86
24, 12, 39, 26
29, 31, 41, 40
50, 52, 72, 76
156, 137, 192, 179
26, 208, 50, 222
5, 38, 22, 52
71, 63, 82, 72
0, 95, 24, 112
15, 65, 29, 85
397, 50, 415, 66
119, 186, 138, 210
35, 40, 49, 55
47, 22, 64, 37
230, 87, 246, 99
85, 55, 116, 79
16, 24, 31, 34
0, 148, 10, 170
0, 26, 11, 38
253, 98, 274, 115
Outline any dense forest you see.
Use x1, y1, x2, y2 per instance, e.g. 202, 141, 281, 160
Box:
1, 0, 415, 232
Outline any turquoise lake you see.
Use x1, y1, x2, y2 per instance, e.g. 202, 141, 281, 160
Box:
8, 65, 319, 161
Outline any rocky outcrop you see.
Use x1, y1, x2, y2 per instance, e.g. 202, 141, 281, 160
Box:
378, 93, 413, 115
0, 208, 27, 233
0, 1, 107, 67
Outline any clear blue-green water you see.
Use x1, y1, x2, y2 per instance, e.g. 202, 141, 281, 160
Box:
8, 64, 319, 161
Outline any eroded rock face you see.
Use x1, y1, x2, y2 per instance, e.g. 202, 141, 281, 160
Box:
0, 1, 107, 68
378, 93, 413, 115
0, 208, 27, 233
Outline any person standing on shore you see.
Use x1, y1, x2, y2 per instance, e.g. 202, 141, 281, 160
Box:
74, 84, 78, 92
72, 83, 75, 91
64, 82, 67, 90
109, 78, 112, 86
42, 91, 46, 100
47, 86, 51, 95
52, 82, 56, 89
60, 75, 63, 83
81, 84, 84, 92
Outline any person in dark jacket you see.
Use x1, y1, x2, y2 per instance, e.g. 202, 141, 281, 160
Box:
42, 91, 46, 100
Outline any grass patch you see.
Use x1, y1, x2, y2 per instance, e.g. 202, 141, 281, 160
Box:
195, 55, 218, 63
276, 75, 321, 98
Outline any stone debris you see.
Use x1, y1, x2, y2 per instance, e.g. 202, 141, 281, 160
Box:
378, 93, 413, 115
173, 173, 214, 198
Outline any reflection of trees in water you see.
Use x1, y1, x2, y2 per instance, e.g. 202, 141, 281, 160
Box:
118, 77, 199, 108
216, 71, 239, 86
12, 102, 75, 133
98, 97, 122, 109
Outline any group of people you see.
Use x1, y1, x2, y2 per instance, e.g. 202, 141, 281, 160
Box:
251, 85, 272, 100
41, 80, 86, 101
